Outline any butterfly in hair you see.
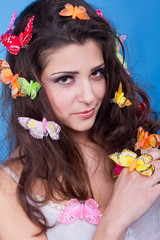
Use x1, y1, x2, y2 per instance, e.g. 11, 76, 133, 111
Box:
1, 15, 34, 55
0, 10, 17, 41
115, 30, 127, 69
135, 127, 160, 153
111, 81, 132, 108
18, 117, 61, 140
58, 198, 100, 225
109, 149, 155, 176
59, 3, 90, 20
18, 78, 41, 100
0, 59, 26, 98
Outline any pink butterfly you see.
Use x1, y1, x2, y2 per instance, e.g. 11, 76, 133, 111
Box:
0, 10, 17, 41
1, 15, 34, 55
18, 117, 61, 140
58, 198, 100, 225
96, 10, 105, 19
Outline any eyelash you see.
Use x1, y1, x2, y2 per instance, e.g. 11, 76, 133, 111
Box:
54, 68, 106, 86
54, 75, 74, 85
91, 68, 106, 79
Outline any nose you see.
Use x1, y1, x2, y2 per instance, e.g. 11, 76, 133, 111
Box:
78, 79, 94, 105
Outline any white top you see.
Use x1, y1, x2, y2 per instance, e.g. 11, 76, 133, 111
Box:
0, 164, 160, 240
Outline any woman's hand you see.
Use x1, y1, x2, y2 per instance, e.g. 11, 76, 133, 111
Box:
93, 148, 160, 240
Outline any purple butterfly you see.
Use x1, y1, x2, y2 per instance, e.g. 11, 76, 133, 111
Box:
0, 10, 17, 41
58, 198, 100, 225
18, 117, 61, 140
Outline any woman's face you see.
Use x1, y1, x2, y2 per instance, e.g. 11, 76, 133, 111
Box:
41, 39, 106, 132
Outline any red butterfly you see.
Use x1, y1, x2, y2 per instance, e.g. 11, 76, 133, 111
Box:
1, 15, 34, 55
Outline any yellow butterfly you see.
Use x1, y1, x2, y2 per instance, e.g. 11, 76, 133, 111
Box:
114, 82, 132, 108
109, 149, 154, 176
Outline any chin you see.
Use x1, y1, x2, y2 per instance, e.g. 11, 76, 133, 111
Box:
71, 122, 95, 132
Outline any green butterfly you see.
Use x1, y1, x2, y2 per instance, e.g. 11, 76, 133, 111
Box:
18, 78, 41, 100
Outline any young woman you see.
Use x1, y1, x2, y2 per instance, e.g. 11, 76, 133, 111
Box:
0, 0, 160, 239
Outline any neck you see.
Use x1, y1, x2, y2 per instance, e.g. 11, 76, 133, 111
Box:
67, 128, 91, 145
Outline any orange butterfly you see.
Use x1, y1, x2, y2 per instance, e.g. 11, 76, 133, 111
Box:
135, 127, 160, 153
0, 59, 26, 98
59, 3, 90, 20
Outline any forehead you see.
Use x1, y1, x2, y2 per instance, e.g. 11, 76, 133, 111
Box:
43, 39, 104, 73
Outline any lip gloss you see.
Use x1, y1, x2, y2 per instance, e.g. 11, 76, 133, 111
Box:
75, 108, 95, 119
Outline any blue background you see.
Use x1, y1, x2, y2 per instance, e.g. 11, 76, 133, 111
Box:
0, 0, 160, 161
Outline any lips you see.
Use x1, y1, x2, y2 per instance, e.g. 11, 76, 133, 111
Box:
74, 108, 95, 119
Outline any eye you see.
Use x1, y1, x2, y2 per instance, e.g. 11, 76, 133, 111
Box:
56, 75, 74, 85
90, 68, 106, 80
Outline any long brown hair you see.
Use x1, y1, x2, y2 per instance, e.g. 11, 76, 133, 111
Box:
2, 0, 159, 232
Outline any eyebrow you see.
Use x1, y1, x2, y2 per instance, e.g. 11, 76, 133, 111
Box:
50, 63, 105, 76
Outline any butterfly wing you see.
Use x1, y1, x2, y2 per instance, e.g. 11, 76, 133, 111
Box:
135, 127, 145, 150
109, 153, 122, 166
46, 121, 61, 140
110, 150, 136, 167
0, 59, 13, 84
59, 3, 74, 17
0, 11, 17, 39
18, 117, 44, 139
153, 134, 160, 149
155, 134, 160, 142
84, 199, 100, 225
116, 52, 127, 69
135, 154, 154, 176
113, 163, 124, 175
118, 97, 131, 108
5, 10, 17, 35
22, 15, 34, 47
18, 77, 31, 95
76, 6, 90, 20
30, 82, 41, 99
118, 82, 122, 94
11, 80, 22, 98
114, 82, 132, 108
1, 35, 20, 55
118, 150, 137, 167
148, 134, 159, 148
58, 199, 80, 224
124, 99, 132, 107
114, 82, 125, 107
117, 34, 126, 52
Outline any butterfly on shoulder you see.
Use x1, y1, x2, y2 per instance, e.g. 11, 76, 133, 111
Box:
1, 15, 34, 55
59, 3, 90, 20
135, 127, 160, 153
0, 10, 17, 41
18, 117, 61, 140
58, 198, 100, 225
0, 59, 26, 98
17, 78, 41, 100
110, 81, 132, 108
109, 149, 155, 176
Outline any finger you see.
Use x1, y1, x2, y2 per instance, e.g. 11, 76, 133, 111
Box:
148, 161, 160, 184
148, 148, 160, 160
151, 183, 160, 199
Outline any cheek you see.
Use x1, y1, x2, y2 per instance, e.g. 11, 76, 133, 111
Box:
93, 80, 106, 100
45, 87, 73, 112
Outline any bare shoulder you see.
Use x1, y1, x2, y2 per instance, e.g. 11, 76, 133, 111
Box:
0, 161, 47, 239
